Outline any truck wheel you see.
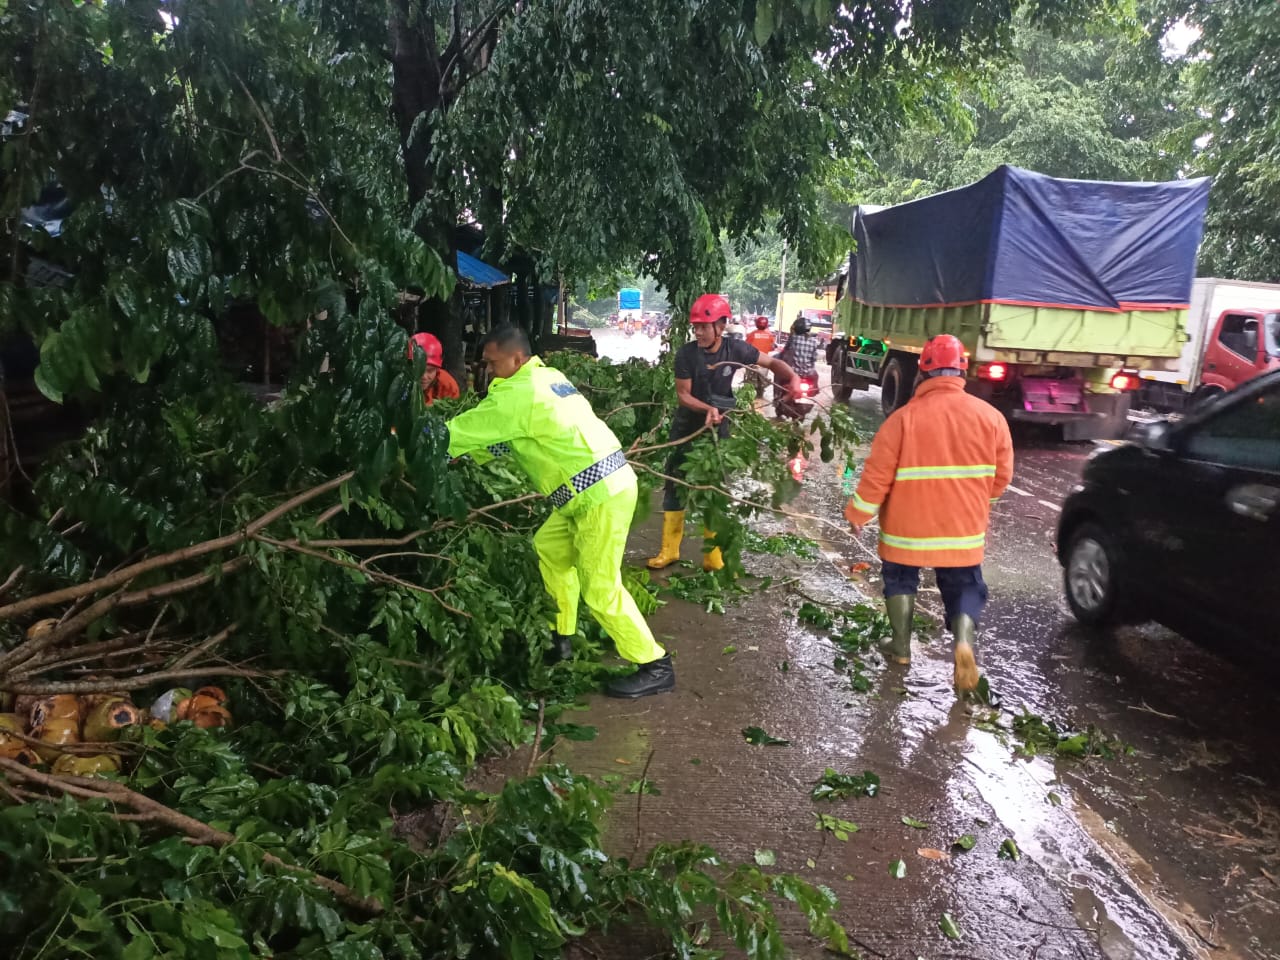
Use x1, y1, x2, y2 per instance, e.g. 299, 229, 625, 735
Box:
879, 356, 912, 416
831, 345, 853, 402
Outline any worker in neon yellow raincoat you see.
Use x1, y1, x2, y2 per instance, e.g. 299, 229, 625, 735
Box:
444, 326, 673, 699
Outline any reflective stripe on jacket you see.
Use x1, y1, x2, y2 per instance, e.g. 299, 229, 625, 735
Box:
844, 376, 1013, 566
446, 357, 633, 514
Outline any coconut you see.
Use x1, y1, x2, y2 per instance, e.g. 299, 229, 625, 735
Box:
78, 690, 131, 720
193, 686, 229, 705
31, 718, 81, 762
52, 753, 120, 776
11, 695, 40, 726
25, 618, 59, 641
30, 695, 82, 730
0, 740, 41, 766
189, 704, 232, 730
82, 699, 141, 742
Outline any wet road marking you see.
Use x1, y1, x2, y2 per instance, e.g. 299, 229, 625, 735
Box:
1006, 484, 1033, 497
1038, 499, 1062, 513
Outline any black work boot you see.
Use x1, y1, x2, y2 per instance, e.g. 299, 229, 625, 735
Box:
545, 633, 574, 664
605, 656, 675, 699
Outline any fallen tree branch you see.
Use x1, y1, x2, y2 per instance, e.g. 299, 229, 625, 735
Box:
2, 664, 284, 695
255, 535, 470, 617
170, 623, 239, 671
0, 471, 354, 623
0, 758, 383, 915
0, 557, 250, 676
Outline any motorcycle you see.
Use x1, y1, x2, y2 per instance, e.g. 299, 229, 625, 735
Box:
774, 370, 819, 421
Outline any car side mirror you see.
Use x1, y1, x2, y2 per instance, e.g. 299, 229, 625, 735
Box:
1132, 419, 1175, 452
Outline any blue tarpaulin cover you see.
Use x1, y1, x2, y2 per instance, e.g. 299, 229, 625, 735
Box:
457, 250, 510, 288
618, 288, 642, 310
850, 166, 1211, 312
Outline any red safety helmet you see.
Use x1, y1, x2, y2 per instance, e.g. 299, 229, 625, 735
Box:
689, 293, 732, 325
918, 334, 969, 373
755, 316, 769, 330
407, 332, 443, 368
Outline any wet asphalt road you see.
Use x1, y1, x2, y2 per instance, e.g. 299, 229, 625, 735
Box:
529, 333, 1280, 959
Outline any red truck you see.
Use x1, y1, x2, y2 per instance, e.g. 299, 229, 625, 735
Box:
1137, 278, 1280, 411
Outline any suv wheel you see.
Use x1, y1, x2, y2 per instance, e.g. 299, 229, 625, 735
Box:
1063, 522, 1126, 626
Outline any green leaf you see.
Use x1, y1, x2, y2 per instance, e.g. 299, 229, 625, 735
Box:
901, 816, 929, 830
1047, 792, 1063, 807
810, 768, 879, 801
754, 0, 775, 46
742, 725, 790, 746
754, 849, 776, 866
952, 833, 977, 851
940, 912, 963, 940
998, 838, 1021, 861
888, 859, 906, 879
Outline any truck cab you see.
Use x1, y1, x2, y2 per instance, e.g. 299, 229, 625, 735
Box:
1201, 310, 1280, 395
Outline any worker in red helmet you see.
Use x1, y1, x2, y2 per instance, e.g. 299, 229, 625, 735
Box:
408, 332, 460, 404
843, 334, 1013, 694
647, 294, 798, 571
744, 317, 777, 407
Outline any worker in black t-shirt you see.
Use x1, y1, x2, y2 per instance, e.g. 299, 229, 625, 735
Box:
647, 293, 798, 571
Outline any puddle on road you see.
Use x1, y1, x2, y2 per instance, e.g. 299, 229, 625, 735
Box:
960, 729, 1196, 960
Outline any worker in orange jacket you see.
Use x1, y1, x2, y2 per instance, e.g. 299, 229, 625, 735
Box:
408, 332, 461, 404
844, 334, 1014, 693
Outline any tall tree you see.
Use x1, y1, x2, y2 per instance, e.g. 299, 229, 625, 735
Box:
1175, 0, 1280, 280
852, 10, 1193, 206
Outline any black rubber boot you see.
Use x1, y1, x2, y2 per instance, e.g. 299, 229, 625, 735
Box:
605, 656, 675, 699
545, 633, 574, 664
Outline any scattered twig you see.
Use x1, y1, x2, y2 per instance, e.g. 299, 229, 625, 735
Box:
526, 697, 546, 777
169, 623, 239, 671
1185, 916, 1223, 950
1126, 701, 1179, 721
0, 565, 25, 600
633, 748, 656, 852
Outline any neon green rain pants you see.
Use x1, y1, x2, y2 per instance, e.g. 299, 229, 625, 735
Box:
532, 482, 666, 665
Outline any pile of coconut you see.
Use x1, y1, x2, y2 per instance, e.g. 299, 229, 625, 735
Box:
0, 686, 231, 775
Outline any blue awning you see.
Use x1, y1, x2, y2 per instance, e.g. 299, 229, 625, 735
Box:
457, 250, 510, 288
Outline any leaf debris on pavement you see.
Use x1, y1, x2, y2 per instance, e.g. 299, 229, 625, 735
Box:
940, 912, 963, 940
754, 849, 777, 867
952, 833, 977, 851
888, 859, 906, 878
999, 838, 1021, 861
815, 813, 859, 842
901, 815, 929, 829
810, 768, 880, 802
743, 725, 790, 746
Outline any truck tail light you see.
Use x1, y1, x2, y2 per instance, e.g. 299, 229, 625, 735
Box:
797, 381, 811, 396
1110, 372, 1139, 391
978, 362, 1008, 382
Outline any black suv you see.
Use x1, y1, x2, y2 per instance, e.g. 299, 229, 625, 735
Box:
1056, 370, 1280, 659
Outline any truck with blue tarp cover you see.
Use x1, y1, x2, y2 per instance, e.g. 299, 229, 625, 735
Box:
617, 287, 643, 331
827, 166, 1212, 439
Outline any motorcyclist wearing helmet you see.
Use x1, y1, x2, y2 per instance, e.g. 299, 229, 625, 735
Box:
843, 334, 1013, 695
782, 316, 820, 379
647, 294, 797, 571
407, 332, 460, 404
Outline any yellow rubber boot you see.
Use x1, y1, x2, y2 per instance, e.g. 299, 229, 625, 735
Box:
952, 614, 980, 694
702, 529, 724, 572
647, 511, 685, 569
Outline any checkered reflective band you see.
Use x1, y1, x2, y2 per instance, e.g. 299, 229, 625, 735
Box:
548, 450, 628, 508
487, 442, 512, 457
